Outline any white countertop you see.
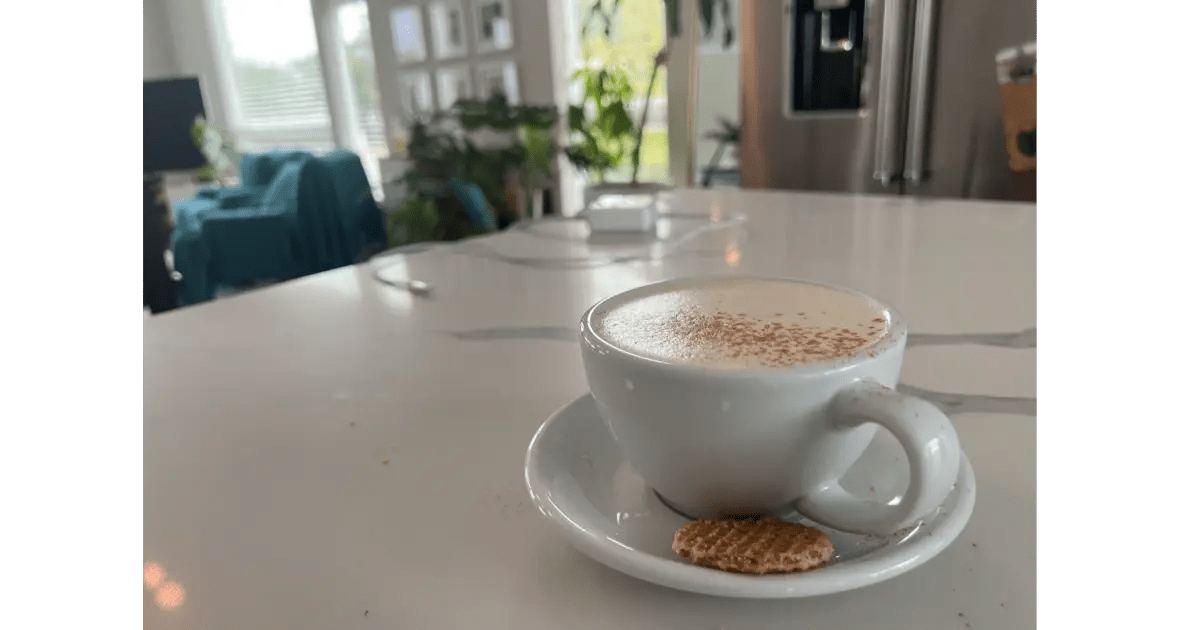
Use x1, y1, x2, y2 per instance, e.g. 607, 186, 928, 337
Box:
144, 189, 1035, 629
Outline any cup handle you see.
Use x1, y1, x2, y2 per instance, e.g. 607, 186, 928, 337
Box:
794, 379, 961, 536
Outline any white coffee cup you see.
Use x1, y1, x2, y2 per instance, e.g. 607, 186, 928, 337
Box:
579, 276, 960, 536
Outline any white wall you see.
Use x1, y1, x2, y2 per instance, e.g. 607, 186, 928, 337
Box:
692, 1, 740, 180
516, 0, 571, 214
160, 0, 234, 129
511, 0, 559, 105
144, 0, 179, 78
694, 51, 739, 174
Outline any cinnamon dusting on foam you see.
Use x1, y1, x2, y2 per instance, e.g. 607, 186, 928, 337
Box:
594, 280, 889, 369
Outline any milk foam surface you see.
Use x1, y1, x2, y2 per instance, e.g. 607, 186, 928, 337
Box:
593, 279, 889, 368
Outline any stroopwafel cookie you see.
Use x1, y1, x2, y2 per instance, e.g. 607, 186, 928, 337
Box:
671, 517, 834, 574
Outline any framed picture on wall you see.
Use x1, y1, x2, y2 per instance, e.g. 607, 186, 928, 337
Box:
472, 0, 513, 53
391, 5, 428, 64
429, 0, 468, 59
475, 60, 519, 104
398, 72, 434, 115
436, 66, 473, 110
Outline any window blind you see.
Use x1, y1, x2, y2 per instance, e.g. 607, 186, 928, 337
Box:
216, 0, 334, 149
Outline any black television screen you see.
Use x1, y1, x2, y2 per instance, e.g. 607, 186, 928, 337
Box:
144, 77, 208, 172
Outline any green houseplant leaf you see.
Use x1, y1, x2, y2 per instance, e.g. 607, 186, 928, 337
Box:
564, 64, 640, 183
567, 105, 586, 132
698, 0, 715, 36
598, 101, 634, 137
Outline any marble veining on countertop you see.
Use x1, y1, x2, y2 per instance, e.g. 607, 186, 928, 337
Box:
144, 190, 1036, 630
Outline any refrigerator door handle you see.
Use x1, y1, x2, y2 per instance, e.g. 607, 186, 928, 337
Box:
873, 0, 908, 185
904, 0, 937, 184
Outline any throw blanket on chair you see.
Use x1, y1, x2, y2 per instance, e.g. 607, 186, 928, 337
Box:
171, 150, 384, 306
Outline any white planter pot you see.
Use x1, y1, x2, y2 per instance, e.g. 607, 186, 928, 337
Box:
583, 182, 671, 210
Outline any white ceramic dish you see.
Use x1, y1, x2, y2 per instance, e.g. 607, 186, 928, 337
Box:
525, 393, 977, 599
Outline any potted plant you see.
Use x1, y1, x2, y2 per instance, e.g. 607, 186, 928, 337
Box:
190, 116, 241, 184
699, 116, 740, 186
567, 1, 734, 208
457, 95, 558, 220
565, 52, 670, 210
386, 95, 558, 247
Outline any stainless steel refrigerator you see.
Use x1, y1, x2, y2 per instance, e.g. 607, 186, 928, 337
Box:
740, 0, 1035, 199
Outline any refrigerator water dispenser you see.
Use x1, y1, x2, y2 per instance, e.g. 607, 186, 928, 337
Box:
789, 0, 867, 113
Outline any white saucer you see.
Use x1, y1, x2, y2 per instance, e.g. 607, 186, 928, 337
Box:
525, 393, 977, 599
